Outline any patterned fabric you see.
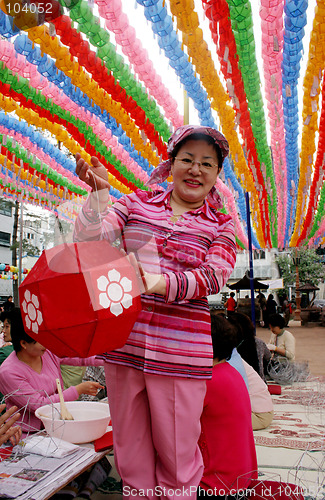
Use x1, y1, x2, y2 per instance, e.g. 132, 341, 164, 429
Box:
146, 125, 229, 196
80, 366, 107, 401
254, 379, 324, 450
74, 186, 236, 379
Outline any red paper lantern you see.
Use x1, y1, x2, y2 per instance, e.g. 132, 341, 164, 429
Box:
19, 240, 141, 357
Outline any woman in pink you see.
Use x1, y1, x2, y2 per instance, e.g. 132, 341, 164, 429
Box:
75, 125, 236, 499
0, 308, 104, 434
199, 314, 257, 497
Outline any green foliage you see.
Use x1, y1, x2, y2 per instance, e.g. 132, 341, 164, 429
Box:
22, 239, 41, 257
10, 239, 41, 257
276, 248, 325, 292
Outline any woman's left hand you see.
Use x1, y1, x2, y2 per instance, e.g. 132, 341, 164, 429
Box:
140, 268, 167, 296
125, 252, 167, 296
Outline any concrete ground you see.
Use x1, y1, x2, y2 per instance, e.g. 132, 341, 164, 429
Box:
256, 323, 325, 377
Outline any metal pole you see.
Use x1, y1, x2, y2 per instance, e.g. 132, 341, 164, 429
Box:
18, 200, 23, 295
245, 192, 256, 329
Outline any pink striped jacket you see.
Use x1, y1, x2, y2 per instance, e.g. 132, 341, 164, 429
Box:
74, 186, 236, 379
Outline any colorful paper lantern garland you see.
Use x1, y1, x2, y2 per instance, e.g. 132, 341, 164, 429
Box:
167, 0, 267, 246
0, 1, 322, 249
297, 71, 325, 246
203, 0, 267, 242
95, 0, 183, 129
259, 0, 287, 249
7, 30, 155, 181
135, 0, 258, 245
0, 262, 30, 280
290, 0, 325, 246
0, 36, 156, 188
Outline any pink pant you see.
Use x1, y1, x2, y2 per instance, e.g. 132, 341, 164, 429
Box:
104, 363, 206, 500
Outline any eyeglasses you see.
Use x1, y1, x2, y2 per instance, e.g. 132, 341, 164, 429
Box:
174, 157, 219, 172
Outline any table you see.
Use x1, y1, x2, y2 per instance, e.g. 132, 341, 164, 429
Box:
0, 434, 111, 500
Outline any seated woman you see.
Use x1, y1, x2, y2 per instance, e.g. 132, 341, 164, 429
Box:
227, 311, 271, 381
267, 313, 295, 361
0, 308, 104, 434
0, 311, 14, 403
226, 313, 273, 430
0, 311, 14, 365
226, 312, 263, 376
241, 360, 273, 430
198, 314, 257, 497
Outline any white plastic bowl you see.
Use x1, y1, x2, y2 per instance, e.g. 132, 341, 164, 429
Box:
35, 401, 110, 444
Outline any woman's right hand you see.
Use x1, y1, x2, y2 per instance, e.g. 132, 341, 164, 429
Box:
75, 153, 110, 192
76, 381, 105, 396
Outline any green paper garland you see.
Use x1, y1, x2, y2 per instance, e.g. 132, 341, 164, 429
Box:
226, 0, 278, 247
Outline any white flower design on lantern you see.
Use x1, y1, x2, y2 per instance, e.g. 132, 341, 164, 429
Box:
97, 269, 133, 317
22, 290, 43, 334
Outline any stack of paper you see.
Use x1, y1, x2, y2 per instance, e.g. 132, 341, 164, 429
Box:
0, 435, 105, 500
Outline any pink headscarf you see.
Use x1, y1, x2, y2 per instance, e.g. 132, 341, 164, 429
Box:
146, 125, 229, 209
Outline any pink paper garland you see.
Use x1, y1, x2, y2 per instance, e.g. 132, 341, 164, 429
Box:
95, 0, 183, 129
216, 178, 249, 248
260, 0, 287, 249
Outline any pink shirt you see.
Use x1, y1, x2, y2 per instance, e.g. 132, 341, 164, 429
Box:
242, 360, 273, 413
74, 187, 236, 379
199, 363, 257, 493
0, 350, 103, 433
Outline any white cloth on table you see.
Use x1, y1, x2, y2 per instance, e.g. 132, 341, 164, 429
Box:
19, 435, 79, 458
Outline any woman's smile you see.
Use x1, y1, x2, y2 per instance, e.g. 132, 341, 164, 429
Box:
184, 179, 202, 188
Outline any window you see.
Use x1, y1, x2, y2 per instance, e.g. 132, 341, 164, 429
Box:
0, 231, 11, 246
0, 204, 12, 217
254, 249, 266, 260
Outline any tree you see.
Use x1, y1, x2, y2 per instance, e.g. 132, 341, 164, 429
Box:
21, 239, 41, 257
276, 248, 325, 293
